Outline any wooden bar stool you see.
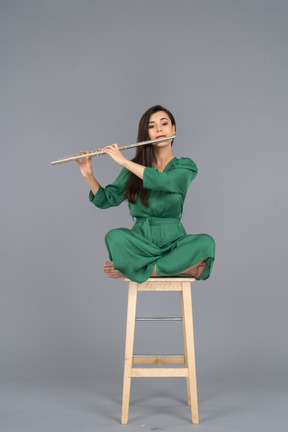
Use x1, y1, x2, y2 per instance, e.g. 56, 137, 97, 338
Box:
121, 277, 199, 424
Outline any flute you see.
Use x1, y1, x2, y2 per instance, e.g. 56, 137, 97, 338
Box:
51, 135, 175, 165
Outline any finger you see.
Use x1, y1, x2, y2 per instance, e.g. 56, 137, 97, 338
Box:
110, 143, 119, 150
77, 155, 86, 163
76, 151, 87, 163
102, 147, 114, 154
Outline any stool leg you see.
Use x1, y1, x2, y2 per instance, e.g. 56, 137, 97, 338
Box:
182, 282, 199, 424
121, 281, 138, 424
181, 292, 191, 406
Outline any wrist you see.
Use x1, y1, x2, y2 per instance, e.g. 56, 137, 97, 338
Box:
84, 171, 93, 179
122, 159, 130, 168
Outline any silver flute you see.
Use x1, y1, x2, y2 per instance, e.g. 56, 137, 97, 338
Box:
51, 135, 175, 165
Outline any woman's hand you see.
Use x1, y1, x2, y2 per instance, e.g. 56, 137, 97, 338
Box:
101, 143, 127, 166
103, 143, 145, 179
76, 151, 94, 179
76, 151, 100, 196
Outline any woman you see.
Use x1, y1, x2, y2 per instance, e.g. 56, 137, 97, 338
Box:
77, 105, 215, 284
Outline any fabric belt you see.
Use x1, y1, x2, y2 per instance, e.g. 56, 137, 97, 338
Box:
134, 217, 181, 243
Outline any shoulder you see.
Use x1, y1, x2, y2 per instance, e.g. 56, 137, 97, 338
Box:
170, 157, 198, 172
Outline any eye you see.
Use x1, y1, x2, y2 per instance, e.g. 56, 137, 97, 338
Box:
148, 125, 154, 129
162, 122, 168, 126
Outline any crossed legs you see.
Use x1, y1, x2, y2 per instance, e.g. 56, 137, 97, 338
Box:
103, 259, 208, 279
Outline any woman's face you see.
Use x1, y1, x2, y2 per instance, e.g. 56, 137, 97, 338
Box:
148, 111, 175, 145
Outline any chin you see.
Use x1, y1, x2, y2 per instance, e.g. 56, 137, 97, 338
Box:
154, 140, 169, 146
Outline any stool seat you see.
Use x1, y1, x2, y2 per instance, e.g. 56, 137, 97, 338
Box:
121, 277, 199, 424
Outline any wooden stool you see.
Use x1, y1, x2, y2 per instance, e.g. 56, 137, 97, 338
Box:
121, 277, 199, 424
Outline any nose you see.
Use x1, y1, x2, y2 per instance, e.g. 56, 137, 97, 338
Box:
157, 124, 162, 131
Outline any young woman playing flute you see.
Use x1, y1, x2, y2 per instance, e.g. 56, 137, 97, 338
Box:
77, 105, 215, 284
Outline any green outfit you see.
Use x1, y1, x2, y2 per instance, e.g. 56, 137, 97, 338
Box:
89, 157, 215, 284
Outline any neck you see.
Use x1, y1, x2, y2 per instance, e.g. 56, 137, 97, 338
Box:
153, 146, 174, 165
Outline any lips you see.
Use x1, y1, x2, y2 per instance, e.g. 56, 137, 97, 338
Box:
156, 135, 166, 139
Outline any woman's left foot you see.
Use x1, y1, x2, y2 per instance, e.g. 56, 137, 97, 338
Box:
103, 261, 125, 279
182, 259, 207, 278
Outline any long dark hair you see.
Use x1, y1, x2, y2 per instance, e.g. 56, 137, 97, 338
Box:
124, 105, 176, 207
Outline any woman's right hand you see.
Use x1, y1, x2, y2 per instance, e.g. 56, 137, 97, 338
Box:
76, 151, 100, 196
76, 151, 93, 179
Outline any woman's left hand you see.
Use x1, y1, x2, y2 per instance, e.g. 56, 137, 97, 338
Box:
101, 143, 127, 166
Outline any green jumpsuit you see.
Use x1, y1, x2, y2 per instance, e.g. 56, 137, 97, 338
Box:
89, 157, 215, 284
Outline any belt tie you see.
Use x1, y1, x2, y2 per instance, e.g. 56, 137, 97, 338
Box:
134, 217, 181, 243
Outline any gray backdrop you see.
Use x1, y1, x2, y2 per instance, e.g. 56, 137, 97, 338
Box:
1, 0, 287, 418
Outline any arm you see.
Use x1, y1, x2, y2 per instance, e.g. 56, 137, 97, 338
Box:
122, 159, 144, 179
101, 146, 197, 195
76, 152, 100, 195
101, 144, 145, 179
143, 158, 198, 194
76, 151, 128, 208
88, 167, 129, 208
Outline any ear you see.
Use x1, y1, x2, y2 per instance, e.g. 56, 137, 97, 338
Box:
172, 125, 176, 135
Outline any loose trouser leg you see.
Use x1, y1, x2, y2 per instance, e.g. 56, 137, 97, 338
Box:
157, 234, 215, 280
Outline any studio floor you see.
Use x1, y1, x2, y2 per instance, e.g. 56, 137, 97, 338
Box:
1, 377, 287, 432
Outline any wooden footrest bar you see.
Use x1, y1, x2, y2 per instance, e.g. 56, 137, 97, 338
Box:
132, 355, 185, 364
131, 368, 188, 377
135, 317, 182, 321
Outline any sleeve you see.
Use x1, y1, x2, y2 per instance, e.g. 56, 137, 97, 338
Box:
143, 157, 198, 194
89, 166, 130, 209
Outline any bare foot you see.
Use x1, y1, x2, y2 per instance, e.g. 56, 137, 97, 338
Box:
181, 259, 207, 278
151, 260, 207, 278
103, 261, 125, 279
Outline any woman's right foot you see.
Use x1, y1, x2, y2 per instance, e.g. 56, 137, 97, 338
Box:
103, 261, 125, 279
